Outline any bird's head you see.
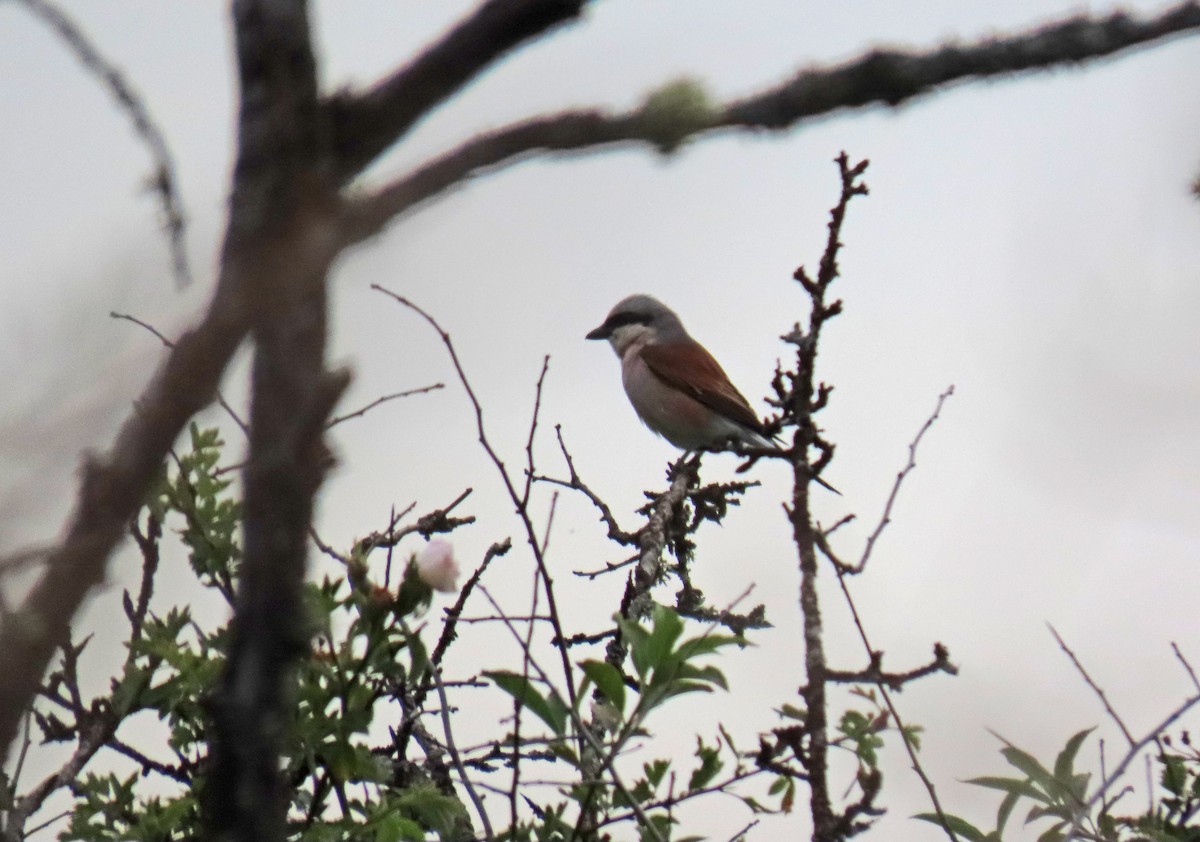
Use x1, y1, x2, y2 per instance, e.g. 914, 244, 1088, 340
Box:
585, 294, 687, 358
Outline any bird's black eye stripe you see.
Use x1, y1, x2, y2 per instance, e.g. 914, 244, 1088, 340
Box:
605, 312, 651, 330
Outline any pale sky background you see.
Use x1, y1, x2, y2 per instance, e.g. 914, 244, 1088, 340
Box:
2, 1, 1199, 840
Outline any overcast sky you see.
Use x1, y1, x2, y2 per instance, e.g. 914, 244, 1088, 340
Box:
2, 2, 1199, 839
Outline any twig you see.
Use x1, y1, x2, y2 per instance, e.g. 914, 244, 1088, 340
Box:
834, 572, 960, 841
422, 538, 512, 703
429, 662, 495, 841
309, 527, 351, 566
1172, 642, 1200, 694
15, 0, 190, 286
325, 383, 444, 428
373, 286, 579, 714
848, 386, 954, 575
110, 311, 249, 435
1048, 624, 1136, 747
521, 357, 551, 509
9, 711, 33, 794
393, 538, 512, 765
779, 152, 870, 841
534, 425, 636, 546
572, 553, 639, 579
108, 739, 190, 783
510, 528, 547, 833
21, 809, 70, 839
354, 491, 473, 556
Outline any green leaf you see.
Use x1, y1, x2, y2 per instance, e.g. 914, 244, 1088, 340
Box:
968, 775, 1050, 802
643, 606, 685, 671
674, 662, 728, 691
997, 787, 1022, 835
901, 723, 924, 752
617, 614, 652, 678
1053, 727, 1095, 781
374, 814, 425, 842
644, 759, 670, 789
1001, 744, 1061, 798
1035, 822, 1066, 842
688, 738, 723, 791
674, 632, 740, 661
778, 703, 807, 722
580, 660, 626, 714
913, 813, 988, 842
485, 671, 566, 735
1026, 803, 1071, 824
547, 739, 581, 769
1162, 754, 1188, 796
404, 627, 429, 684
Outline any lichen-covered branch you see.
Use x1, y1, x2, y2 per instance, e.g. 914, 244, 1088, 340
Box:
339, 2, 1200, 245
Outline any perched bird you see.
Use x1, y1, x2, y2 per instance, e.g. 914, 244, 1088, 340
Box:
585, 294, 774, 452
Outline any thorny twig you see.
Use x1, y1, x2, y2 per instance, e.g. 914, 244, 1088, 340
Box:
773, 153, 960, 841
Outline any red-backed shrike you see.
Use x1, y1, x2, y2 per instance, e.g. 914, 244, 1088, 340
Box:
586, 294, 774, 452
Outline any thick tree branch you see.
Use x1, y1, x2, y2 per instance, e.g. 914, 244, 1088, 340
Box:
327, 0, 590, 181
339, 1, 1200, 246
202, 4, 346, 842
724, 3, 1200, 128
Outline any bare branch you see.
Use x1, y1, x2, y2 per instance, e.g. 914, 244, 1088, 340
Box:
13, 0, 191, 286
111, 311, 250, 434
833, 571, 960, 842
354, 489, 475, 558
849, 385, 955, 574
521, 357, 552, 509
418, 538, 513, 710
780, 154, 873, 840
429, 660, 495, 840
338, 3, 1200, 245
534, 425, 636, 546
326, 0, 590, 181
572, 553, 638, 580
823, 643, 956, 690
726, 3, 1200, 129
372, 285, 580, 713
1172, 642, 1200, 694
326, 383, 445, 428
1048, 624, 1136, 747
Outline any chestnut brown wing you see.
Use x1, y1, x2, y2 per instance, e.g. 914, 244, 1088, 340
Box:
640, 342, 765, 434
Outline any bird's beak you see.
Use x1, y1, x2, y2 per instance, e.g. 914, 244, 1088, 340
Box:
585, 322, 611, 340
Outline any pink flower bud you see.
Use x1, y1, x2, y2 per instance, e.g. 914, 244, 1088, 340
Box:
416, 539, 460, 593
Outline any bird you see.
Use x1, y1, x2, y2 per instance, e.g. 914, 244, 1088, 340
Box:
585, 294, 775, 453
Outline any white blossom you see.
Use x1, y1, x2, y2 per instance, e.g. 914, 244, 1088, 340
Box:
416, 539, 460, 593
